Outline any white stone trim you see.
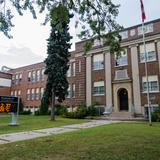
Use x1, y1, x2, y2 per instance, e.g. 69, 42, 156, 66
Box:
157, 41, 160, 76
86, 55, 92, 106
105, 52, 112, 111
131, 46, 142, 114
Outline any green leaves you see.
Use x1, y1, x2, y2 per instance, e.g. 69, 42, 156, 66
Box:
0, 0, 122, 55
0, 9, 14, 38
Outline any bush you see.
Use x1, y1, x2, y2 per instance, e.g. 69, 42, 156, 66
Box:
63, 102, 105, 119
64, 103, 87, 119
55, 104, 67, 116
34, 110, 40, 116
87, 105, 97, 116
151, 106, 160, 122
20, 110, 31, 115
87, 103, 105, 116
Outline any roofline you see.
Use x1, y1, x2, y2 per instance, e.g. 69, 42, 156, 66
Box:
0, 71, 12, 75
121, 18, 160, 31
76, 18, 160, 44
9, 61, 45, 71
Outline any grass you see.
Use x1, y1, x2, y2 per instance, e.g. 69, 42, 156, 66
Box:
0, 115, 87, 134
0, 122, 160, 160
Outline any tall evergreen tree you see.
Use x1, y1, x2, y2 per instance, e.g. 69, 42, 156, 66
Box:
44, 4, 72, 120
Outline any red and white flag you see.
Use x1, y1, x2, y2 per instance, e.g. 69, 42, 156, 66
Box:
140, 0, 146, 22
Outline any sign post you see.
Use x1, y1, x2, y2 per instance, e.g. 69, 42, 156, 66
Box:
0, 96, 20, 126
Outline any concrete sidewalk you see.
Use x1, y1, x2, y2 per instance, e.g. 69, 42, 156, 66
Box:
0, 120, 120, 144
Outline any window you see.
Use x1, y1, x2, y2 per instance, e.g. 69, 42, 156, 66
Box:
72, 62, 76, 76
130, 29, 136, 37
32, 71, 36, 82
142, 75, 159, 92
72, 84, 75, 98
36, 70, 40, 82
31, 89, 35, 100
119, 31, 128, 40
15, 74, 19, 85
12, 75, 15, 80
35, 88, 39, 100
138, 23, 153, 35
93, 39, 103, 47
27, 89, 30, 100
19, 73, 22, 80
115, 69, 129, 80
41, 69, 45, 81
11, 91, 14, 96
14, 90, 17, 96
67, 85, 71, 98
18, 90, 21, 96
15, 74, 19, 80
40, 88, 44, 98
93, 81, 105, 96
93, 54, 104, 70
78, 60, 81, 72
28, 71, 31, 81
140, 43, 156, 62
67, 65, 71, 77
115, 49, 128, 66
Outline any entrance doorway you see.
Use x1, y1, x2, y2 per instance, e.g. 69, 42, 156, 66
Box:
118, 88, 128, 111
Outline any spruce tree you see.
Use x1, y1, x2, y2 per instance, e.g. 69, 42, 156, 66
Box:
44, 4, 72, 120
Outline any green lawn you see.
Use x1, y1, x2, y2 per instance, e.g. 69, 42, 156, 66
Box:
0, 115, 87, 134
1, 123, 160, 160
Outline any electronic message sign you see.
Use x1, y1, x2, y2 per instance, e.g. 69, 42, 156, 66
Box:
0, 96, 18, 113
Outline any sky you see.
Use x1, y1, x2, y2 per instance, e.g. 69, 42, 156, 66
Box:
0, 0, 160, 70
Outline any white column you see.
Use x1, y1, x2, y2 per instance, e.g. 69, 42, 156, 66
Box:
105, 52, 112, 111
131, 45, 142, 114
86, 55, 92, 106
157, 41, 160, 75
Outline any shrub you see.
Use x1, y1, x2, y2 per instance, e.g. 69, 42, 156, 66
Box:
55, 104, 67, 116
87, 105, 97, 116
64, 103, 87, 119
87, 102, 105, 116
20, 110, 31, 115
151, 106, 160, 122
34, 110, 40, 116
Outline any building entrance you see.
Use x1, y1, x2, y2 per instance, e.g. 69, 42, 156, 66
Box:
118, 88, 128, 111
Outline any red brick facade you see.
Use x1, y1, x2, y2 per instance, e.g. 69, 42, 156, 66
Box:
1, 18, 160, 115
0, 72, 12, 96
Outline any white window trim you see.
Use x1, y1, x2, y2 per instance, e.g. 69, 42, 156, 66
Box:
142, 75, 159, 93
140, 43, 156, 63
93, 54, 104, 70
140, 52, 157, 63
93, 81, 105, 96
115, 49, 128, 67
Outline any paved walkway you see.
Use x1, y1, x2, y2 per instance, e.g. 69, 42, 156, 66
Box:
0, 120, 120, 144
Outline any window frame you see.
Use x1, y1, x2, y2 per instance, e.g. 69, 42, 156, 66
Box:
142, 76, 159, 93
93, 81, 105, 96
140, 43, 156, 63
115, 49, 128, 67
93, 54, 104, 70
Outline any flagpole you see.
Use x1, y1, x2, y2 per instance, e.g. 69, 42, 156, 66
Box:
142, 22, 152, 126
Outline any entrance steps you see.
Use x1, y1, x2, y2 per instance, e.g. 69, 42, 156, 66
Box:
99, 112, 146, 121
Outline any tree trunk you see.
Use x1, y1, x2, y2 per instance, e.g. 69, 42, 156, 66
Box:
51, 89, 55, 121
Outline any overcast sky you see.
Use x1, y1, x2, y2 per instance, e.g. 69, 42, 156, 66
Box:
0, 0, 160, 69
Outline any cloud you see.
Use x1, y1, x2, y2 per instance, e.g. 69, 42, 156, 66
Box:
0, 45, 44, 70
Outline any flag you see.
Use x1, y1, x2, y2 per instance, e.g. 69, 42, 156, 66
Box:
140, 0, 146, 22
